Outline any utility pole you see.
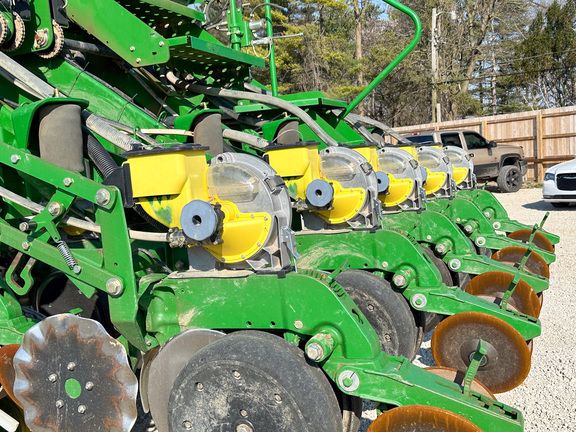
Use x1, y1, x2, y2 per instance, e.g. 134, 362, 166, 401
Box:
431, 7, 438, 123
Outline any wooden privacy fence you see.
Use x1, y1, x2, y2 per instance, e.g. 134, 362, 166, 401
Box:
392, 106, 576, 182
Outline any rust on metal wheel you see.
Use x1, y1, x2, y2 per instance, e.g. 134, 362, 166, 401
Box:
431, 312, 531, 394
368, 405, 483, 432
491, 246, 550, 279
425, 366, 496, 399
0, 344, 21, 407
466, 271, 542, 318
507, 229, 554, 253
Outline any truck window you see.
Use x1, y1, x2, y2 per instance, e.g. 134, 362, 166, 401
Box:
464, 132, 489, 150
404, 135, 435, 145
440, 133, 461, 148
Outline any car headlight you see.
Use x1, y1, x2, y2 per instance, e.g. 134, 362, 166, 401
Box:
544, 172, 555, 181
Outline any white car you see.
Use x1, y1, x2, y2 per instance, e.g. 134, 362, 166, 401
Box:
543, 158, 576, 207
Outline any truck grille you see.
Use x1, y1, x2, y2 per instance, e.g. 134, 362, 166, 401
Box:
556, 173, 576, 190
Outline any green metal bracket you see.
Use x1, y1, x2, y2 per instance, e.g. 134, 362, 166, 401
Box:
338, 0, 422, 120
463, 339, 488, 397
326, 259, 350, 284
6, 252, 36, 295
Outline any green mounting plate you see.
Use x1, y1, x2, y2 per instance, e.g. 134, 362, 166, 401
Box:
234, 91, 348, 113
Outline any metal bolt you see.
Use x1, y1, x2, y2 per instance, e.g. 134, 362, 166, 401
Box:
63, 178, 73, 187
78, 405, 87, 414
233, 371, 241, 379
338, 370, 360, 391
250, 214, 255, 218
237, 425, 252, 432
95, 189, 111, 206
274, 394, 282, 403
106, 278, 123, 296
367, 304, 374, 311
294, 319, 303, 329
484, 211, 491, 218
240, 409, 248, 417
381, 261, 388, 268
48, 202, 62, 216
476, 237, 486, 247
449, 259, 461, 270
56, 400, 64, 409
67, 362, 76, 371
22, 241, 30, 251
85, 381, 94, 391
145, 340, 152, 347
411, 293, 427, 309
342, 377, 353, 387
196, 382, 204, 391
435, 243, 447, 255
48, 373, 58, 383
73, 265, 82, 275
306, 343, 324, 361
130, 46, 135, 52
493, 222, 501, 230
464, 224, 473, 233
183, 420, 192, 430
159, 41, 165, 47
393, 274, 407, 287
426, 235, 432, 240
136, 57, 142, 64
456, 218, 461, 223
19, 222, 32, 232
10, 155, 20, 164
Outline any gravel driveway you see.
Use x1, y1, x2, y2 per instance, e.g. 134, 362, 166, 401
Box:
135, 188, 575, 432
360, 187, 576, 431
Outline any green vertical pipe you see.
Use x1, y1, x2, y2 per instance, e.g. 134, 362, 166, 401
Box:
338, 0, 421, 120
265, 4, 279, 96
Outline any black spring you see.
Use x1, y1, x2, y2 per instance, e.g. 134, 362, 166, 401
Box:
56, 241, 78, 269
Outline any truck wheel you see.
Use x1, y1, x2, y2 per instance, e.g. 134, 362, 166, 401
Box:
497, 165, 522, 193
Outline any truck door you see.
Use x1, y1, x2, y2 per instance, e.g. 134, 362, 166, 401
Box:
463, 131, 498, 178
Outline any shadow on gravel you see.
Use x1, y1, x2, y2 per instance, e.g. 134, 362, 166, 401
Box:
415, 331, 435, 367
523, 201, 576, 211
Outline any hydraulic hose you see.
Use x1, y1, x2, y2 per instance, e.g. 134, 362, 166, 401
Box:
165, 71, 340, 147
84, 129, 118, 177
222, 129, 271, 149
337, 110, 413, 145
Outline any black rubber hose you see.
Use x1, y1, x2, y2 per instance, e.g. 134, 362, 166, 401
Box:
83, 128, 118, 177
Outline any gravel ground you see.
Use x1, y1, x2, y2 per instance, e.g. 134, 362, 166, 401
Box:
134, 188, 575, 432
359, 187, 576, 431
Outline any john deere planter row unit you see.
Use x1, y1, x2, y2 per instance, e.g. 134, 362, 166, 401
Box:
0, 0, 559, 431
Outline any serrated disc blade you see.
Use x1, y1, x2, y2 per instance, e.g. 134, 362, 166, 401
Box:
368, 405, 482, 432
12, 314, 138, 432
0, 344, 21, 407
431, 312, 531, 394
425, 366, 496, 399
466, 271, 541, 318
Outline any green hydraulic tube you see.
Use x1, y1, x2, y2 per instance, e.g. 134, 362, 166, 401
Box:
264, 4, 279, 96
338, 0, 421, 120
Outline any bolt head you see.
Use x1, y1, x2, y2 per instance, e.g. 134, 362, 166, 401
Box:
381, 261, 388, 268
95, 189, 111, 206
56, 400, 64, 409
78, 405, 87, 414
159, 41, 165, 47
48, 373, 58, 383
73, 265, 82, 275
435, 243, 447, 254
306, 343, 324, 361
85, 381, 94, 391
449, 259, 461, 270
10, 155, 20, 164
67, 362, 76, 371
237, 425, 253, 432
48, 202, 62, 216
22, 241, 30, 251
393, 274, 407, 287
130, 46, 135, 52
63, 178, 73, 187
484, 211, 491, 218
19, 222, 30, 232
464, 224, 473, 233
183, 420, 192, 430
106, 278, 123, 296
294, 319, 303, 330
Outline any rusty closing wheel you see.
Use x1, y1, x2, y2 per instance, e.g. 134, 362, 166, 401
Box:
425, 367, 496, 399
466, 271, 542, 318
491, 246, 549, 279
507, 229, 554, 253
0, 344, 21, 407
431, 312, 531, 394
368, 405, 483, 432
12, 314, 138, 432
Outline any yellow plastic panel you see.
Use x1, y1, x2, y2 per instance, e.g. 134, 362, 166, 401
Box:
453, 167, 468, 186
265, 146, 312, 177
316, 187, 366, 224
353, 146, 379, 168
401, 145, 417, 158
380, 175, 414, 207
424, 170, 447, 194
127, 149, 208, 198
204, 202, 272, 263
